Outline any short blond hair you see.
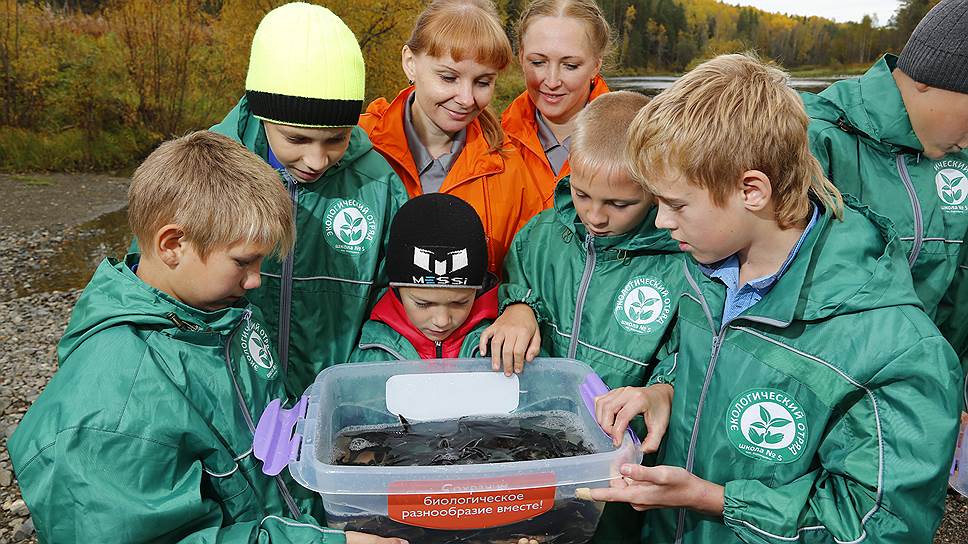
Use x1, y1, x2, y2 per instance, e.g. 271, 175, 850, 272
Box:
570, 90, 651, 179
128, 131, 295, 259
627, 53, 843, 228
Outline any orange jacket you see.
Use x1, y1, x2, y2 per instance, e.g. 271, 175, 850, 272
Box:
359, 87, 546, 277
501, 74, 610, 203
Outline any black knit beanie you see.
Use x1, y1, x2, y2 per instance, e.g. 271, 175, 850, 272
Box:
387, 194, 488, 289
898, 0, 968, 94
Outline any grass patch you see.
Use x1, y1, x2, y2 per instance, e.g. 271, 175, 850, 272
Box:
10, 174, 53, 186
0, 127, 161, 173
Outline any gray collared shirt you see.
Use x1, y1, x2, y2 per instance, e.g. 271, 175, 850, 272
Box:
535, 110, 571, 176
403, 93, 466, 193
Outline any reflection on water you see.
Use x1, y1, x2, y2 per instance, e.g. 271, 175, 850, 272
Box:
606, 75, 855, 96
9, 207, 130, 300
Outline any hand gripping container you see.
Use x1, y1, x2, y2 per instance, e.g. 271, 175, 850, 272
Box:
254, 358, 642, 543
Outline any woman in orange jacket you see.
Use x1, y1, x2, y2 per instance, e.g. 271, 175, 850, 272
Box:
502, 0, 612, 203
359, 0, 545, 277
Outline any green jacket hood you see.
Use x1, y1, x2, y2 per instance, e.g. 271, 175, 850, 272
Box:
553, 177, 680, 254
692, 197, 921, 326
58, 255, 248, 364
802, 54, 922, 153
212, 96, 374, 179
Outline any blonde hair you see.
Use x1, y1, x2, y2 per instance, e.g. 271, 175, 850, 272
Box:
406, 0, 513, 152
570, 90, 650, 179
627, 53, 843, 228
129, 131, 295, 259
515, 0, 613, 62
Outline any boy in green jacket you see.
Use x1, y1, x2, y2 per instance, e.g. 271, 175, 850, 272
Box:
481, 91, 683, 543
351, 194, 497, 362
800, 0, 968, 372
588, 54, 963, 544
8, 132, 404, 544
211, 3, 408, 394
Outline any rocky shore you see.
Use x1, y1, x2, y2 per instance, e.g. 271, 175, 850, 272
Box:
0, 173, 965, 543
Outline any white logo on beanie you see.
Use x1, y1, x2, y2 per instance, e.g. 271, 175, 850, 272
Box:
413, 247, 469, 275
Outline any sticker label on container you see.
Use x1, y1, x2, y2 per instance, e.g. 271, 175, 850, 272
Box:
387, 473, 556, 529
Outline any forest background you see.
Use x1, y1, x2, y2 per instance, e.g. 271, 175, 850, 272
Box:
0, 0, 943, 172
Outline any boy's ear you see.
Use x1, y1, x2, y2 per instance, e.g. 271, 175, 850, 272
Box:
401, 45, 416, 83
155, 224, 187, 268
739, 169, 772, 212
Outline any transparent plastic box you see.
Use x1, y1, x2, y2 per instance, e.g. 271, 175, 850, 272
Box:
254, 358, 643, 543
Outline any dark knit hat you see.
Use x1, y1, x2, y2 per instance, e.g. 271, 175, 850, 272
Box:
245, 3, 365, 127
387, 194, 488, 289
898, 0, 968, 94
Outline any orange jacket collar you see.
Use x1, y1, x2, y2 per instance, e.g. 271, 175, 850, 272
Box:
360, 87, 505, 197
502, 74, 610, 182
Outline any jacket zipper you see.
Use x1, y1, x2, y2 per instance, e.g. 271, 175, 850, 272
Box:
435, 341, 443, 358
223, 309, 302, 519
674, 265, 727, 544
165, 312, 200, 332
895, 154, 924, 267
567, 234, 596, 358
277, 170, 299, 373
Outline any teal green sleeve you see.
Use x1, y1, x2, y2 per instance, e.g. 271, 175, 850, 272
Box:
498, 222, 546, 321
371, 172, 409, 311
722, 337, 961, 543
15, 428, 346, 543
937, 245, 968, 395
646, 322, 679, 387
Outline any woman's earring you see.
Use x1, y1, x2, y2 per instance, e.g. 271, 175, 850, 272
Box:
408, 79, 414, 86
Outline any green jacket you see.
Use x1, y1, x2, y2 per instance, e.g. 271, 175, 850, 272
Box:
501, 179, 683, 390
802, 54, 968, 373
212, 97, 408, 395
9, 256, 344, 543
500, 179, 684, 544
646, 201, 962, 543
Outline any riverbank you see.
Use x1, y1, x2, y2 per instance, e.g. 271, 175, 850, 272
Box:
0, 173, 965, 542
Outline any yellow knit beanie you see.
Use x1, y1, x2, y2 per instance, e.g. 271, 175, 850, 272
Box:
245, 2, 365, 128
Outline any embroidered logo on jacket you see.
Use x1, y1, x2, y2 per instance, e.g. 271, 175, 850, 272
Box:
726, 388, 808, 464
935, 161, 968, 211
324, 199, 376, 255
240, 320, 279, 380
613, 276, 671, 334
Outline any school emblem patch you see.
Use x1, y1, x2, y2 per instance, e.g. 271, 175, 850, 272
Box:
240, 320, 278, 380
324, 199, 376, 255
934, 161, 968, 212
613, 276, 671, 334
726, 388, 808, 464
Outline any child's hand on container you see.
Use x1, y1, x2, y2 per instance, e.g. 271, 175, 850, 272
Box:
516, 538, 540, 544
479, 303, 541, 376
346, 531, 409, 544
581, 464, 724, 515
594, 384, 673, 453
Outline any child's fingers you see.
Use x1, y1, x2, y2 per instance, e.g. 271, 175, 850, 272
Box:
513, 333, 530, 374
611, 405, 637, 446
525, 329, 541, 362
501, 333, 519, 376
479, 327, 493, 357
488, 332, 506, 371
641, 410, 670, 454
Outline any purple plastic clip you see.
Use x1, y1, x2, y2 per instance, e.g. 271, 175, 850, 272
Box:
253, 395, 308, 476
579, 372, 642, 447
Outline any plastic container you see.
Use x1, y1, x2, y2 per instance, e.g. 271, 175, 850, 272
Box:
254, 358, 642, 543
